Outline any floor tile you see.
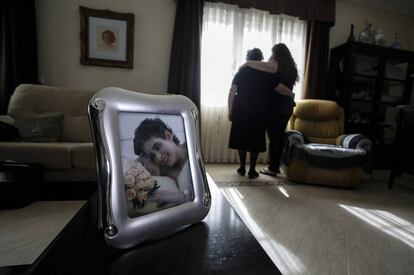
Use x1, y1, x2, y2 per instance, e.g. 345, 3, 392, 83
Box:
0, 201, 84, 266
344, 205, 414, 262
207, 164, 414, 275
347, 244, 413, 275
220, 186, 286, 239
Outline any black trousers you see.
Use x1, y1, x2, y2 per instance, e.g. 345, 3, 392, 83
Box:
266, 113, 291, 172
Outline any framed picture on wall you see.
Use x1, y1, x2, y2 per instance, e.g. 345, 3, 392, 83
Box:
79, 6, 134, 69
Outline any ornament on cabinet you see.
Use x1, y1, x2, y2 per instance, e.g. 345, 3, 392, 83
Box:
359, 22, 374, 44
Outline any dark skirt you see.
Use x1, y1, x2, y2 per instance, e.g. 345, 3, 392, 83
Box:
229, 104, 267, 152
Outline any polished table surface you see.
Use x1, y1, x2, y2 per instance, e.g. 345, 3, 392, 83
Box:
15, 175, 281, 274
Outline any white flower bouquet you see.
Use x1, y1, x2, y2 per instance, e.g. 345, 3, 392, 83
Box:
122, 159, 159, 209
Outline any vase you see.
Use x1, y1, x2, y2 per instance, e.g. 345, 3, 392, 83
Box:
390, 33, 402, 49
347, 24, 356, 42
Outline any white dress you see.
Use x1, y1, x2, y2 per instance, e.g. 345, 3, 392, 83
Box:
176, 160, 194, 201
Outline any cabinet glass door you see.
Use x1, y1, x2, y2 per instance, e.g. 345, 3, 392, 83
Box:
385, 60, 408, 80
354, 55, 378, 76
381, 81, 404, 104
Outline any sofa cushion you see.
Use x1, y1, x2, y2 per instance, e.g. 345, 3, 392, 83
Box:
8, 84, 96, 119
15, 113, 64, 142
71, 143, 95, 168
0, 142, 77, 169
61, 115, 92, 142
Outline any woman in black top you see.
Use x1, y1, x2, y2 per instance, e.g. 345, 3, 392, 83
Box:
228, 48, 290, 178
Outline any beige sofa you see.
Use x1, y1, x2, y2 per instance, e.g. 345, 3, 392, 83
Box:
0, 84, 97, 181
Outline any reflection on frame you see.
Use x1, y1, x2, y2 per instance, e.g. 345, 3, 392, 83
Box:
119, 113, 194, 218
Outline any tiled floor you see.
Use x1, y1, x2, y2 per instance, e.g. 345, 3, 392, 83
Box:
0, 164, 413, 275
207, 164, 414, 275
0, 201, 85, 266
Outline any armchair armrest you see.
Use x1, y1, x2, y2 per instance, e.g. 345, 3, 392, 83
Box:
285, 130, 309, 147
336, 135, 346, 146
0, 115, 15, 125
282, 130, 309, 164
339, 134, 372, 151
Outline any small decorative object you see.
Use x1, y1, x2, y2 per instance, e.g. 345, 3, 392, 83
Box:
390, 33, 402, 49
359, 22, 374, 44
80, 6, 134, 69
88, 87, 211, 249
347, 24, 356, 42
374, 29, 386, 46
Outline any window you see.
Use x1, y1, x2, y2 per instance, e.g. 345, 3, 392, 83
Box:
200, 2, 307, 163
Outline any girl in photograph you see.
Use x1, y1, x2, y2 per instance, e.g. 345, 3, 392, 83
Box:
133, 117, 193, 206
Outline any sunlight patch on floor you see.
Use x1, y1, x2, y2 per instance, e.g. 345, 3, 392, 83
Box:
225, 188, 304, 274
261, 238, 305, 275
340, 204, 414, 249
277, 186, 290, 198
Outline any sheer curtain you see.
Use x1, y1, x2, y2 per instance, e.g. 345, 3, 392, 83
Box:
200, 2, 307, 163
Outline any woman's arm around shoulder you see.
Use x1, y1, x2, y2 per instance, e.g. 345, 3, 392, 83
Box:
275, 83, 295, 99
240, 61, 278, 73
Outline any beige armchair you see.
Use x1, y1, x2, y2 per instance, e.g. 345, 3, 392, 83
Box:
284, 99, 372, 188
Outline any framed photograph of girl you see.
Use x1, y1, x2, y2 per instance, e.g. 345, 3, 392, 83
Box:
80, 6, 134, 69
88, 87, 211, 249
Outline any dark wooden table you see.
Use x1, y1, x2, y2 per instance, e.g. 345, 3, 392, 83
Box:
1, 175, 280, 275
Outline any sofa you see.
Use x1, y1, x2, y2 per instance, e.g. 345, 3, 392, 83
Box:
0, 84, 97, 181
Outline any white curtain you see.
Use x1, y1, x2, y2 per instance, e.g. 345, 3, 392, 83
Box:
201, 2, 307, 163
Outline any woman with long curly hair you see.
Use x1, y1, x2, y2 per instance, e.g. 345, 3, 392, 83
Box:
241, 43, 298, 176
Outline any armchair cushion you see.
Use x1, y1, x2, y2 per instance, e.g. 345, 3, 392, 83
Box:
289, 100, 345, 141
293, 119, 342, 141
293, 99, 341, 121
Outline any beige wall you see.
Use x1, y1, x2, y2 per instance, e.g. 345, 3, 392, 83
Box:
36, 0, 176, 94
330, 0, 414, 51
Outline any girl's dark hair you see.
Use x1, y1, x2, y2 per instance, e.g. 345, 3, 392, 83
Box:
133, 118, 180, 156
272, 43, 298, 89
246, 48, 264, 61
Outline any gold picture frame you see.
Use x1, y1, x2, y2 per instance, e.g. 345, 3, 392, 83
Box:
80, 6, 134, 69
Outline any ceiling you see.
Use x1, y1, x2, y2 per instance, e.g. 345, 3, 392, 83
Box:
343, 0, 414, 16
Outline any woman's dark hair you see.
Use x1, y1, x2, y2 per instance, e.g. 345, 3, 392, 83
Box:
246, 48, 264, 61
133, 118, 180, 156
272, 43, 298, 89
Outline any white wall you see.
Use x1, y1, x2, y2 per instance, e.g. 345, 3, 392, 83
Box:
36, 0, 176, 94
330, 0, 414, 51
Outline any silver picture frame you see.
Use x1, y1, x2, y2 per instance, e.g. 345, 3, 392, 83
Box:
88, 87, 211, 249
